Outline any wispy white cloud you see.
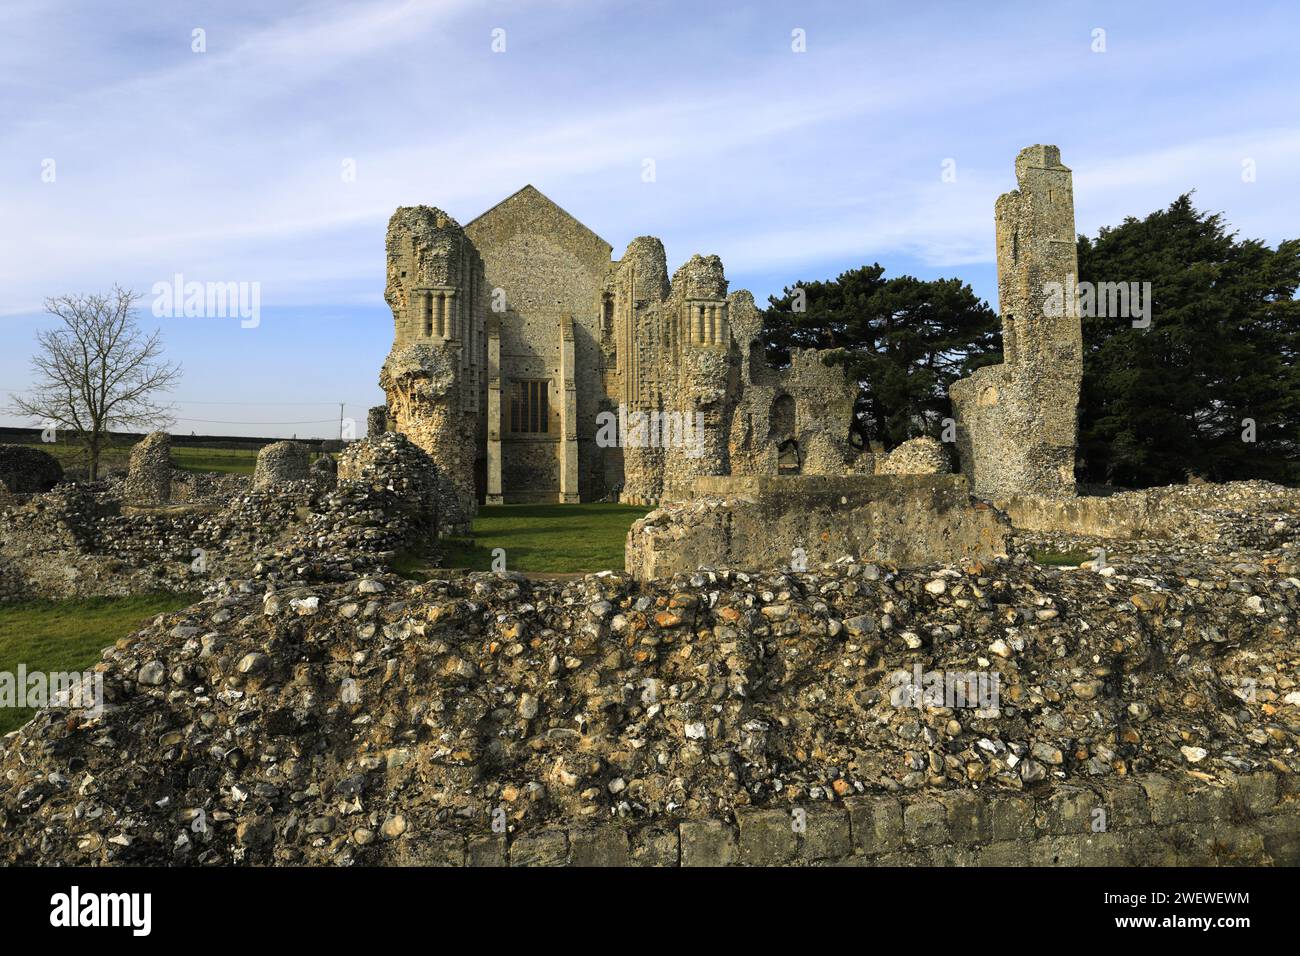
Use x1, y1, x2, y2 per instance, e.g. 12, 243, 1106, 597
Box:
2, 0, 1297, 434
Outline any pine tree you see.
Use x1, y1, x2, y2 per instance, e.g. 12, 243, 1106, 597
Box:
1077, 195, 1300, 485
763, 266, 1000, 448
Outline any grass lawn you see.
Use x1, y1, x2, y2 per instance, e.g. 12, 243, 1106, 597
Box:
0, 593, 198, 735
171, 446, 259, 474
16, 441, 262, 476
407, 502, 653, 576
1029, 549, 1093, 567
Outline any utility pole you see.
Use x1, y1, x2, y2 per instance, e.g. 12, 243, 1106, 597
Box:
338, 402, 345, 441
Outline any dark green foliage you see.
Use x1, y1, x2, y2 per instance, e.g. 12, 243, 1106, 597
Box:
1076, 195, 1300, 486
762, 265, 1000, 448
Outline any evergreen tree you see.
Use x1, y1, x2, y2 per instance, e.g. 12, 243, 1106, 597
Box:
1076, 195, 1300, 485
763, 265, 1000, 448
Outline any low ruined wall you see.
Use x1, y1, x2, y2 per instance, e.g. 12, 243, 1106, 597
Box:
2, 558, 1295, 866
1003, 480, 1300, 549
626, 474, 1010, 580
0, 484, 315, 599
361, 771, 1300, 866
0, 435, 440, 600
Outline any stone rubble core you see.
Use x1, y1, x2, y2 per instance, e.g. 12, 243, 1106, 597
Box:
0, 552, 1296, 866
0, 433, 440, 600
252, 440, 310, 490
625, 474, 1011, 580
875, 436, 952, 477
122, 430, 172, 504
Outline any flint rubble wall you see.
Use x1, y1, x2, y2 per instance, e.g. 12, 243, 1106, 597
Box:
374, 771, 1300, 866
2, 555, 1296, 866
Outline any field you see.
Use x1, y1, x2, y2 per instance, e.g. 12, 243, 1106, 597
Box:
400, 503, 653, 576
19, 440, 264, 475
0, 593, 199, 735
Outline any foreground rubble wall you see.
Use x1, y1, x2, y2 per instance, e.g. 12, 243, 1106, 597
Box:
3, 556, 1294, 866
332, 772, 1300, 866
626, 475, 1011, 580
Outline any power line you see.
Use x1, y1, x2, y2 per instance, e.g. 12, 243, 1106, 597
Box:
0, 388, 368, 407
172, 417, 342, 425
169, 400, 364, 406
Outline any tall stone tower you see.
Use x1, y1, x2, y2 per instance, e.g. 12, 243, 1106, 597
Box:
379, 206, 487, 532
950, 144, 1082, 500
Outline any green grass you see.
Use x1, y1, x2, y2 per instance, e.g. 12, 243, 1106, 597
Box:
1030, 549, 1093, 567
14, 441, 273, 476
15, 440, 133, 474
400, 503, 653, 576
170, 446, 258, 474
0, 593, 198, 735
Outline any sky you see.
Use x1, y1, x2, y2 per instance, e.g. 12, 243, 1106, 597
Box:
2, 0, 1298, 438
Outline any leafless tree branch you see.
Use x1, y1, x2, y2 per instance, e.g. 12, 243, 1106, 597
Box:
7, 285, 182, 479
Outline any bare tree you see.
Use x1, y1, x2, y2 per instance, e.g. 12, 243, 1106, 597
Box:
9, 286, 181, 479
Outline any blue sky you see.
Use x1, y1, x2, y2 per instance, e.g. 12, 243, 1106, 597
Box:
2, 0, 1298, 438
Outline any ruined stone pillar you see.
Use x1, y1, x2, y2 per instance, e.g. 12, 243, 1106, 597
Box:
558, 314, 580, 503
949, 144, 1082, 501
124, 431, 172, 504
418, 291, 432, 339
486, 315, 504, 505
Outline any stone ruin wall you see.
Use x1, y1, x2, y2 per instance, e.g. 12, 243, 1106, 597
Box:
380, 206, 487, 533
0, 433, 439, 600
726, 346, 863, 485
607, 243, 865, 504
950, 145, 1082, 503
626, 474, 1010, 580
602, 237, 670, 503
464, 187, 614, 505
378, 188, 871, 509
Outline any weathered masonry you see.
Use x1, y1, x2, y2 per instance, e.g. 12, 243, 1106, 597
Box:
376, 186, 864, 521
950, 145, 1083, 501
378, 145, 1092, 530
